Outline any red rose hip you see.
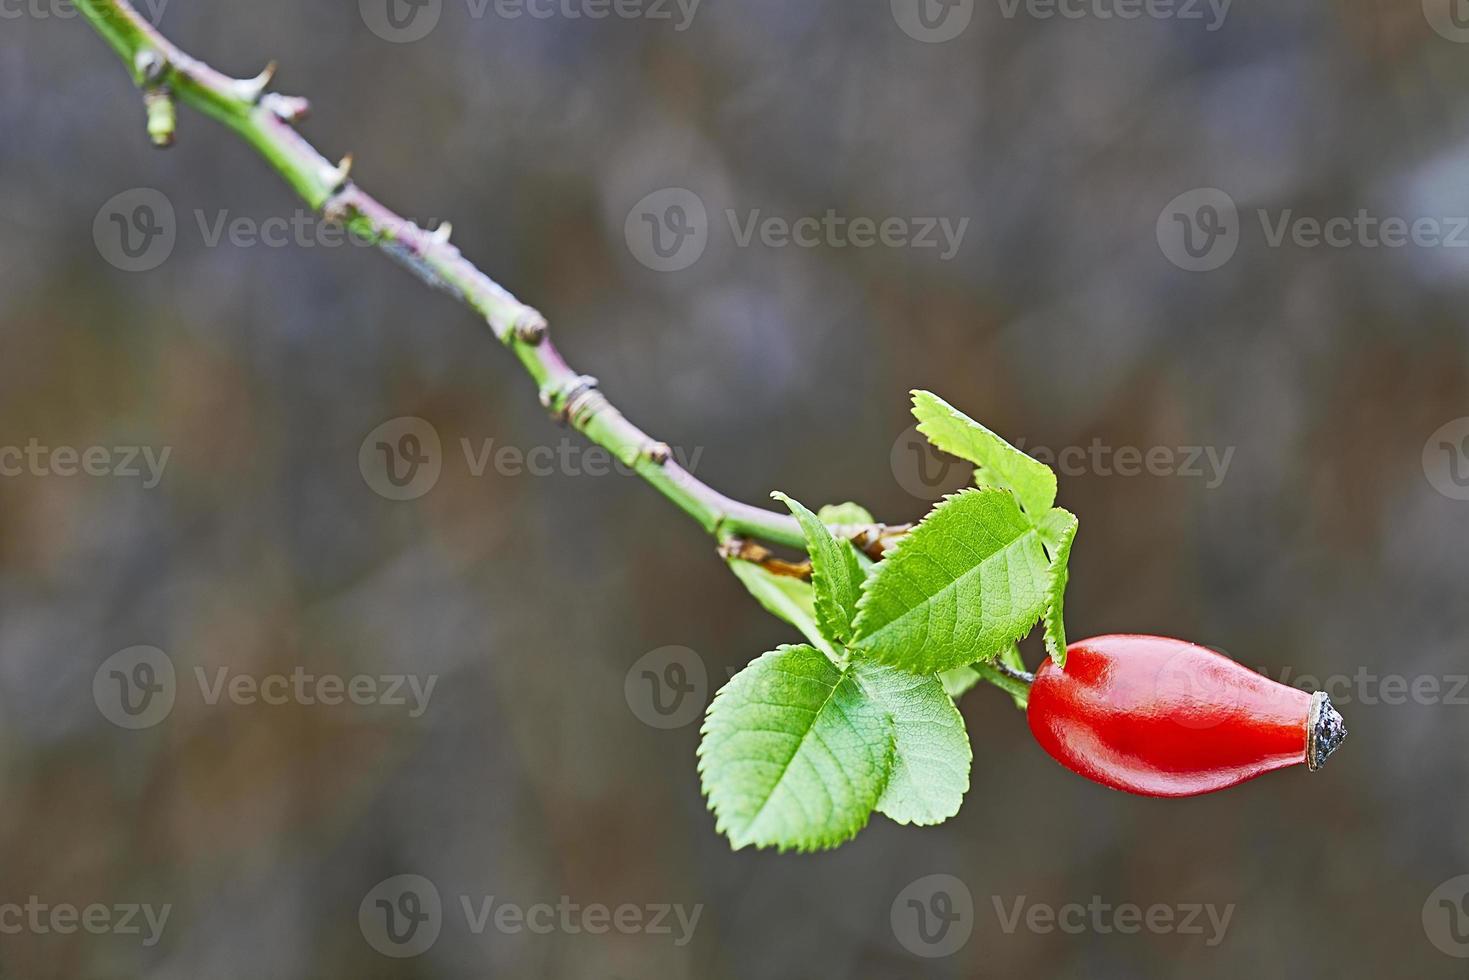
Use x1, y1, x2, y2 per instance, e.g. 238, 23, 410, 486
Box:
1026, 635, 1347, 797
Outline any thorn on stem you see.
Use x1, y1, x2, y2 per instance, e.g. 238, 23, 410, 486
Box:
326, 154, 354, 193
265, 94, 311, 123
643, 442, 672, 465
430, 221, 453, 246
236, 60, 278, 103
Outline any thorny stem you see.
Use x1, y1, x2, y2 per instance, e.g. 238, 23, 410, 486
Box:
75, 2, 1032, 702
73, 0, 897, 555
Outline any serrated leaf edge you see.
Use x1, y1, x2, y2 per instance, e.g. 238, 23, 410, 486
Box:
696, 645, 895, 853
850, 488, 1049, 675
1040, 509, 1078, 667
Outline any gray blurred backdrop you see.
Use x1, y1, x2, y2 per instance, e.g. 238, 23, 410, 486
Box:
2, 1, 1468, 977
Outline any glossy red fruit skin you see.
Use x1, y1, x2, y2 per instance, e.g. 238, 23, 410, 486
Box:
1027, 635, 1313, 797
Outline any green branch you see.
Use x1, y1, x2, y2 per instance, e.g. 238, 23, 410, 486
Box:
72, 0, 889, 552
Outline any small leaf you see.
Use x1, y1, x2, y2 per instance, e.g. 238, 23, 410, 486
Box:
727, 560, 834, 659
817, 502, 876, 526
698, 645, 894, 852
911, 390, 1056, 518
939, 666, 982, 700
1039, 508, 1078, 666
1037, 506, 1077, 557
997, 642, 1031, 710
940, 644, 1030, 707
851, 488, 1051, 674
854, 662, 971, 825
773, 492, 864, 646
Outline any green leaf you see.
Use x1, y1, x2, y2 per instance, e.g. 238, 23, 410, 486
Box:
1037, 506, 1077, 557
939, 666, 982, 700
698, 645, 894, 852
773, 492, 864, 646
1039, 508, 1078, 666
817, 502, 875, 526
850, 488, 1051, 674
911, 390, 1056, 518
727, 560, 834, 659
854, 662, 971, 825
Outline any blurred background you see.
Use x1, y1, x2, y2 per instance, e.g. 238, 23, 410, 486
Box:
2, 1, 1468, 977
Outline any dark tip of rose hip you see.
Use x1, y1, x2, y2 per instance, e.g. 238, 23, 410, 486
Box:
1307, 692, 1347, 772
